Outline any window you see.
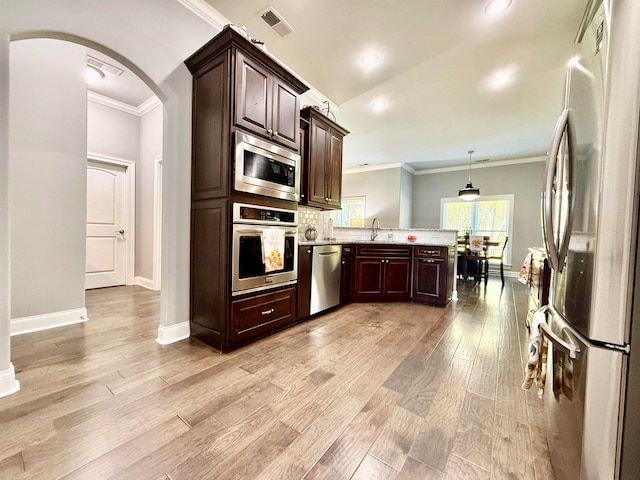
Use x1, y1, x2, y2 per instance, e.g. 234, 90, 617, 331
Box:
441, 194, 514, 264
329, 196, 366, 227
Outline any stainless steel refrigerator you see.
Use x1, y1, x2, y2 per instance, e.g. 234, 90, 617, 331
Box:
540, 0, 640, 478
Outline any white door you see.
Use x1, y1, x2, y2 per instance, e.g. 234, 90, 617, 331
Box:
86, 160, 127, 289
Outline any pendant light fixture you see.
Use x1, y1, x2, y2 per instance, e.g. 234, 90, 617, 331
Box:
458, 150, 480, 201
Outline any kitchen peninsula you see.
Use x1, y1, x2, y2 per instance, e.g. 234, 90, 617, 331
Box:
297, 227, 458, 320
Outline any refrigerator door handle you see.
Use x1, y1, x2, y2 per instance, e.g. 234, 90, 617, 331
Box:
543, 110, 566, 271
539, 321, 581, 359
543, 108, 577, 272
558, 109, 577, 271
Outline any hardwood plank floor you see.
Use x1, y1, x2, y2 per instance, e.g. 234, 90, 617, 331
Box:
1, 279, 554, 479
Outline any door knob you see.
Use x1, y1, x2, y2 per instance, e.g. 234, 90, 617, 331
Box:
118, 230, 125, 234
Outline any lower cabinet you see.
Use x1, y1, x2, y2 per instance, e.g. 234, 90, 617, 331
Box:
297, 245, 313, 319
340, 245, 355, 304
231, 286, 297, 345
411, 246, 454, 306
354, 245, 412, 301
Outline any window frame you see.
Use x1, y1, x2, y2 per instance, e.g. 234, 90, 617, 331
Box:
440, 194, 515, 265
329, 195, 366, 227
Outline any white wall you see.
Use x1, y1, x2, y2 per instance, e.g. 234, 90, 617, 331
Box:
87, 101, 140, 160
342, 166, 402, 228
0, 24, 12, 383
138, 104, 162, 280
399, 167, 412, 229
9, 39, 88, 319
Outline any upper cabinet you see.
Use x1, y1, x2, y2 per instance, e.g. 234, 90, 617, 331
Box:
300, 107, 349, 209
235, 51, 300, 151
186, 27, 309, 162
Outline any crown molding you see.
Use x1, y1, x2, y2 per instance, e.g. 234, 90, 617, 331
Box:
344, 155, 546, 176
176, 0, 228, 31
343, 163, 406, 175
412, 155, 547, 175
88, 91, 161, 117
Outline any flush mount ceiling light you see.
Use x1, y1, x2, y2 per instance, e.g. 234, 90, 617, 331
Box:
370, 99, 388, 112
86, 65, 105, 84
458, 150, 480, 200
361, 53, 379, 66
484, 0, 512, 16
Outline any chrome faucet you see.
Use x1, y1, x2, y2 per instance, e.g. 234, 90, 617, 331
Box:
371, 217, 380, 241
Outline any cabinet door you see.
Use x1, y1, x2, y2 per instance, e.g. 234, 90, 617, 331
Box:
412, 257, 445, 304
325, 131, 343, 207
297, 246, 312, 319
192, 52, 231, 200
355, 257, 384, 297
235, 51, 271, 138
307, 120, 329, 205
340, 256, 354, 304
384, 258, 412, 299
272, 78, 300, 151
190, 199, 229, 350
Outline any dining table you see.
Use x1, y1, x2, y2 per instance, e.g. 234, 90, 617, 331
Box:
457, 236, 500, 282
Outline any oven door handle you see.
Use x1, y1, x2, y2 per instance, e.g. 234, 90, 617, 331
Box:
234, 227, 297, 235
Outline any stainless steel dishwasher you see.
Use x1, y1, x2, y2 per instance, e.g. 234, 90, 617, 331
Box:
310, 245, 342, 315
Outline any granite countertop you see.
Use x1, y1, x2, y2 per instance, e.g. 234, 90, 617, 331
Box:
299, 239, 455, 247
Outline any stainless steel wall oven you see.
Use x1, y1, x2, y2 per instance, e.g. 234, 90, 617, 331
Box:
231, 203, 298, 295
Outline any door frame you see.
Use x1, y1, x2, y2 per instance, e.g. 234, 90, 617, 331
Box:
87, 153, 136, 286
153, 154, 162, 291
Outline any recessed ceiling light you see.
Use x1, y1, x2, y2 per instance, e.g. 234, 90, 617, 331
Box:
370, 99, 388, 111
361, 53, 379, 66
487, 66, 517, 90
86, 65, 105, 84
484, 0, 512, 16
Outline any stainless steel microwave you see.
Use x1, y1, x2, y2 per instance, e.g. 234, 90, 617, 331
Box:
234, 132, 300, 202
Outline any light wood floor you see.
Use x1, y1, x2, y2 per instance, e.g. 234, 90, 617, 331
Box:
1, 279, 554, 480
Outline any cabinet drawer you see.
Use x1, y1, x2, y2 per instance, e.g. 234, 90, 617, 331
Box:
231, 286, 296, 343
414, 246, 446, 258
356, 245, 412, 257
341, 244, 355, 258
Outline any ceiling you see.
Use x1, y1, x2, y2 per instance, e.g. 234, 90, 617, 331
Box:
90, 0, 592, 171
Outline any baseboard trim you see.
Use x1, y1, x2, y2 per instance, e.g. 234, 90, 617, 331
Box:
10, 307, 88, 336
0, 364, 20, 398
156, 321, 190, 345
135, 276, 156, 290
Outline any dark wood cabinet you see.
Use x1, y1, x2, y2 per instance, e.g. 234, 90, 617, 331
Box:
412, 246, 453, 306
234, 51, 300, 151
185, 26, 309, 352
340, 245, 355, 304
297, 245, 313, 319
300, 107, 349, 209
231, 286, 297, 344
354, 245, 412, 301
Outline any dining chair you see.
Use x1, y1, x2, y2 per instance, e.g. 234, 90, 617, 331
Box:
485, 236, 508, 285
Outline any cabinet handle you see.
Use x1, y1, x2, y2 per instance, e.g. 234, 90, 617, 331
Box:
307, 249, 311, 253
267, 128, 273, 135
301, 194, 305, 198
342, 260, 345, 264
261, 308, 275, 315
325, 197, 329, 202
273, 131, 278, 136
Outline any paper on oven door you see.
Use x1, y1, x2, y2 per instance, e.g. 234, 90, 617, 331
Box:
261, 228, 285, 273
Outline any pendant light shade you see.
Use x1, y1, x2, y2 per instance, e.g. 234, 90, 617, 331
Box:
458, 150, 480, 200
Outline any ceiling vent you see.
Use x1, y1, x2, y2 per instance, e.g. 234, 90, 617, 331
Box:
259, 6, 294, 37
87, 56, 124, 77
